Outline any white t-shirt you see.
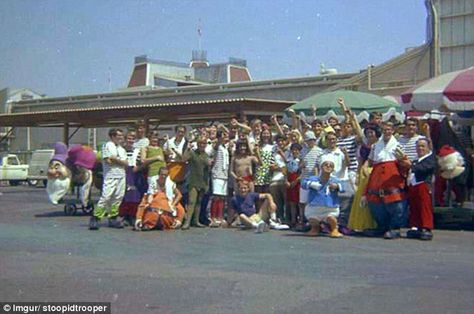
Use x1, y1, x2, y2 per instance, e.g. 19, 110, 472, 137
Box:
164, 137, 186, 162
271, 151, 287, 182
102, 141, 127, 178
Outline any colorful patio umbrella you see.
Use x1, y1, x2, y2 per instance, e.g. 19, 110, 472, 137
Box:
401, 67, 474, 112
288, 90, 402, 122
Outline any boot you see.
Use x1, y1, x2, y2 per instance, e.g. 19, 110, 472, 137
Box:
89, 216, 100, 230
328, 217, 343, 238
108, 216, 124, 229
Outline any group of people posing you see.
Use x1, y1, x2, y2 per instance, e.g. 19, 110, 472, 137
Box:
88, 98, 439, 241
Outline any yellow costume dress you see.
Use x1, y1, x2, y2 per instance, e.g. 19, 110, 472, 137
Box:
348, 166, 377, 230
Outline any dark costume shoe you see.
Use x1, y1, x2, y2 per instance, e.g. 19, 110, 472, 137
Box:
89, 216, 100, 230
383, 230, 400, 240
108, 217, 124, 229
406, 229, 421, 239
419, 229, 433, 241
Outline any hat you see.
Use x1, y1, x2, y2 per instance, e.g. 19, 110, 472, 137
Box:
51, 142, 68, 165
319, 155, 335, 171
304, 131, 317, 141
438, 145, 456, 157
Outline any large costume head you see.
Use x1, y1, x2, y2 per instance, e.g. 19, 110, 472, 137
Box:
437, 145, 465, 179
46, 142, 97, 206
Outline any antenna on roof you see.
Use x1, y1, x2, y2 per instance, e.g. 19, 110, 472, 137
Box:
197, 18, 202, 50
108, 67, 112, 91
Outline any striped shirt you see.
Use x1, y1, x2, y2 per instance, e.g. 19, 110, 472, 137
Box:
301, 145, 323, 179
211, 144, 230, 180
337, 135, 358, 171
398, 134, 425, 161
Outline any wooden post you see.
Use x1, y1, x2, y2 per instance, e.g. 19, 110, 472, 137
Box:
63, 123, 69, 146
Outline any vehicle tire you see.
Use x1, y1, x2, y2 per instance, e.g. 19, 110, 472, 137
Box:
28, 180, 38, 186
82, 202, 94, 215
64, 204, 77, 216
9, 180, 20, 186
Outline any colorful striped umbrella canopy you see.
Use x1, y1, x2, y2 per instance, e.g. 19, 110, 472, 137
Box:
401, 67, 474, 112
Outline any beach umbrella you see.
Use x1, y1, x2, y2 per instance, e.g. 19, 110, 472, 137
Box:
401, 67, 474, 112
288, 90, 402, 122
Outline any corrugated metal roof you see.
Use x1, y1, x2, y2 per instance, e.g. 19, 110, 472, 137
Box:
0, 98, 294, 127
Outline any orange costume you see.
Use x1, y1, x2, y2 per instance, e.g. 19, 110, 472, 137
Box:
136, 192, 185, 230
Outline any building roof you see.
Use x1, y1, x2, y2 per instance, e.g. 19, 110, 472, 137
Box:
0, 98, 294, 128
127, 54, 253, 88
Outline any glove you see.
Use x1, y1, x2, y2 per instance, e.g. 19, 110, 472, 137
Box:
308, 181, 323, 190
360, 196, 368, 208
393, 147, 405, 160
134, 219, 143, 230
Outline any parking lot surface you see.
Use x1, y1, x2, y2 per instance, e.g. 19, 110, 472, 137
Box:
1, 186, 473, 314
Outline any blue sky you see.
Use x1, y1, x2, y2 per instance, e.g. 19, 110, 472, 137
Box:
0, 0, 427, 97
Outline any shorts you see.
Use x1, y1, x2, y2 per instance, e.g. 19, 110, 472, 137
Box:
305, 204, 340, 221
212, 178, 228, 196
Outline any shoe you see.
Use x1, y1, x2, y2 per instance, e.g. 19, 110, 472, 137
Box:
269, 219, 290, 230
383, 230, 400, 240
329, 229, 343, 238
209, 220, 220, 228
338, 226, 353, 236
406, 229, 421, 239
89, 216, 100, 230
108, 217, 124, 229
171, 220, 182, 230
255, 221, 265, 233
419, 229, 433, 241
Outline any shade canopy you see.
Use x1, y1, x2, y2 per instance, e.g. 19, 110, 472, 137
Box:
401, 67, 474, 112
288, 90, 402, 122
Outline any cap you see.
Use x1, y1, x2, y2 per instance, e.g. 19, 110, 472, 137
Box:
438, 145, 456, 157
304, 131, 316, 141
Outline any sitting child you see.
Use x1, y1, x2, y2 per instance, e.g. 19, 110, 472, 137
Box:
301, 159, 344, 238
230, 180, 288, 233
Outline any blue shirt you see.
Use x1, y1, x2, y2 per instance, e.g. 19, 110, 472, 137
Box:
301, 175, 343, 208
231, 192, 259, 216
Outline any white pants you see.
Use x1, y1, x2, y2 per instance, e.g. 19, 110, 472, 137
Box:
96, 176, 126, 218
147, 175, 159, 195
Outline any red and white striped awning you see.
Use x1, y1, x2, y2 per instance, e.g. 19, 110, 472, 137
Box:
401, 67, 474, 112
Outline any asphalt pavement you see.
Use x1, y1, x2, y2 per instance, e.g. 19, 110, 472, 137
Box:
1, 185, 473, 314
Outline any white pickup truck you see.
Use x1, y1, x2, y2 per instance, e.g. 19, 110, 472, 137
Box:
0, 154, 29, 186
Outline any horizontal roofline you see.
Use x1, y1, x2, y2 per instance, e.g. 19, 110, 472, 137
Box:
12, 73, 356, 106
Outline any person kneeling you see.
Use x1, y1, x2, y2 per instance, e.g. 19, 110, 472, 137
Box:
302, 160, 344, 238
230, 180, 288, 233
134, 167, 185, 231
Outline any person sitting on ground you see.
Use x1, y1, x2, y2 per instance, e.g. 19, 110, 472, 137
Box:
230, 180, 287, 233
134, 167, 185, 231
302, 159, 344, 238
